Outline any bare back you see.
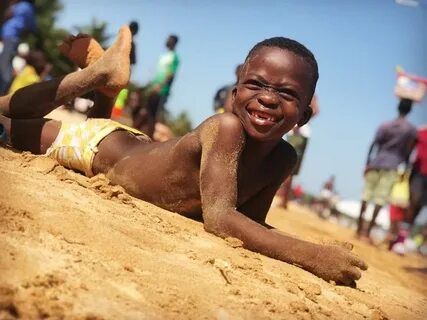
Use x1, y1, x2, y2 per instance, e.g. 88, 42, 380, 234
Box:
93, 113, 296, 221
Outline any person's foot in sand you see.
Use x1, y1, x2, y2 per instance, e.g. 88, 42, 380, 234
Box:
59, 27, 131, 97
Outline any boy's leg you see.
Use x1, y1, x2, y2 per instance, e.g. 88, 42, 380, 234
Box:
0, 26, 131, 120
0, 114, 60, 154
59, 33, 116, 119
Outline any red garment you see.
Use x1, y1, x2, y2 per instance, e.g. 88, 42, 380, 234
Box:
293, 185, 304, 198
389, 204, 406, 222
414, 127, 427, 175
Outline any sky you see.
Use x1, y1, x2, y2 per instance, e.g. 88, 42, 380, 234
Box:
57, 0, 427, 201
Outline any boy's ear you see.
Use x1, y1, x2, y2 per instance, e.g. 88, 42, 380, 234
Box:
297, 105, 313, 127
232, 86, 237, 100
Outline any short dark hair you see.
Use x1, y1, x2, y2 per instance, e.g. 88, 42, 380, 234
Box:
245, 37, 319, 94
398, 98, 413, 116
169, 34, 179, 44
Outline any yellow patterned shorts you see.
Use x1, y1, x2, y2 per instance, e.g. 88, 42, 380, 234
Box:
45, 119, 149, 177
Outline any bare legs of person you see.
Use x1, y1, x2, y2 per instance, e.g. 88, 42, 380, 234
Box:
356, 200, 382, 243
0, 26, 131, 154
133, 91, 159, 138
279, 175, 293, 209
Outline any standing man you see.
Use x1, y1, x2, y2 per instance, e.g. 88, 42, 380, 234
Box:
0, 0, 37, 94
357, 98, 417, 239
133, 34, 180, 137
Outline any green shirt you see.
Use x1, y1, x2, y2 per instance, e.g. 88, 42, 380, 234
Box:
152, 50, 179, 96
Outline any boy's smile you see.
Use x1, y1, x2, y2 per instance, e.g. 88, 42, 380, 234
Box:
232, 47, 314, 141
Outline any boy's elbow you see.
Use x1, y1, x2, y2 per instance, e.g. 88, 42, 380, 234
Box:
202, 212, 228, 238
203, 217, 222, 236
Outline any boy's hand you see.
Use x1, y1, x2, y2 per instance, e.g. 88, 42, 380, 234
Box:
308, 245, 368, 286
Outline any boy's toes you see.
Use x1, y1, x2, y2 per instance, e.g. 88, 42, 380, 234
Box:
58, 41, 71, 55
59, 35, 79, 53
75, 33, 91, 39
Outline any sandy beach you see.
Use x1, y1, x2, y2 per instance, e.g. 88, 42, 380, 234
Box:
0, 110, 425, 319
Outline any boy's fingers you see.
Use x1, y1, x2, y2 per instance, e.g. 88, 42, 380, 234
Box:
337, 275, 356, 287
345, 267, 362, 281
351, 256, 368, 270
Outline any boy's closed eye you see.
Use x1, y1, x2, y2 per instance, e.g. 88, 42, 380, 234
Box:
277, 88, 300, 102
245, 79, 299, 102
244, 79, 264, 90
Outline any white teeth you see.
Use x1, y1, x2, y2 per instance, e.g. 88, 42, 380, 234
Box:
252, 111, 275, 122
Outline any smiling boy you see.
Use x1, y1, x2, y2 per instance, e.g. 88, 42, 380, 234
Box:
0, 27, 367, 286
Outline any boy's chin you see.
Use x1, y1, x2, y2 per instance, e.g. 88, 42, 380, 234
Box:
245, 128, 286, 142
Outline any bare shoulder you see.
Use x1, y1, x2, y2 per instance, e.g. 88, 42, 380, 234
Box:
195, 113, 243, 136
194, 113, 245, 146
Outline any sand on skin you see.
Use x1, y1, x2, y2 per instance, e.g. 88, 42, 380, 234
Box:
0, 111, 426, 319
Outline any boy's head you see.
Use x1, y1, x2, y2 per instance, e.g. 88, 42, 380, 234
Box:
398, 98, 412, 116
166, 34, 179, 50
232, 37, 319, 141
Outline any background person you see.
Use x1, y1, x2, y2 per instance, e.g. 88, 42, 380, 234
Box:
0, 0, 36, 94
357, 99, 417, 240
406, 125, 427, 226
134, 34, 180, 138
213, 64, 242, 114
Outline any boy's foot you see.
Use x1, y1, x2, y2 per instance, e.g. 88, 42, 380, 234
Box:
92, 26, 132, 97
59, 28, 131, 98
59, 34, 104, 69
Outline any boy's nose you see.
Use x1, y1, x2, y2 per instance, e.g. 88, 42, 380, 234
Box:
257, 92, 279, 109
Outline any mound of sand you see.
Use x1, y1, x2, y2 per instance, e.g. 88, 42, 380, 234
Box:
0, 146, 426, 319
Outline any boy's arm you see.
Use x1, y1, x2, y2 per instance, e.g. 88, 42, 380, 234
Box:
198, 114, 367, 285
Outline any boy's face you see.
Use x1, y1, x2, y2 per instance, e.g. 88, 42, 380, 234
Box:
232, 47, 314, 142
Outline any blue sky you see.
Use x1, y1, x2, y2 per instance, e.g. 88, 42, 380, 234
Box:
57, 0, 427, 200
